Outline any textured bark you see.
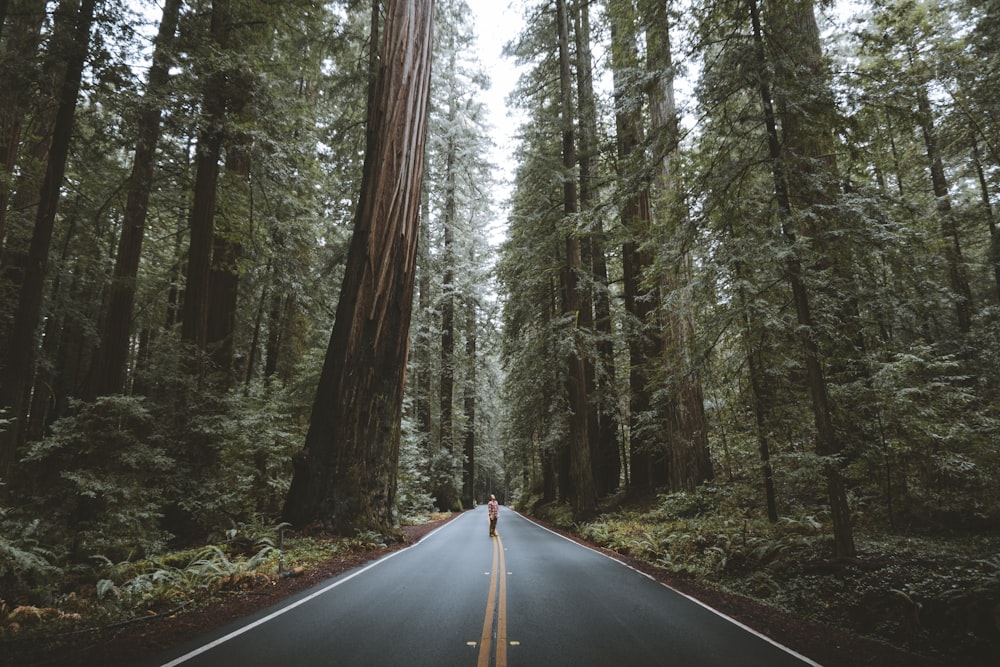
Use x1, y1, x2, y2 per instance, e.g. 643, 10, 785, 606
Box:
0, 0, 64, 370
644, 0, 713, 492
0, 0, 98, 484
970, 135, 1000, 304
262, 291, 285, 383
0, 0, 47, 250
89, 0, 181, 398
916, 86, 973, 333
180, 0, 232, 353
461, 292, 476, 509
556, 0, 597, 517
574, 0, 616, 496
205, 139, 250, 380
609, 0, 661, 496
282, 0, 433, 534
439, 105, 456, 476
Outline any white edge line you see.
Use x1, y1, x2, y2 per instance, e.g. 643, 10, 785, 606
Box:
158, 515, 464, 667
512, 510, 823, 667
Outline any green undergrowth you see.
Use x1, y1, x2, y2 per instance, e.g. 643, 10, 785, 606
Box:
538, 488, 999, 666
0, 514, 443, 650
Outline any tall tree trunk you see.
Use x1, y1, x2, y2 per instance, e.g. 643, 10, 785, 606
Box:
915, 85, 972, 334
0, 0, 98, 485
282, 0, 434, 535
244, 270, 269, 387
89, 0, 181, 398
644, 0, 713, 491
439, 102, 456, 494
573, 0, 609, 495
556, 0, 597, 517
0, 0, 66, 361
737, 293, 779, 522
181, 0, 232, 353
461, 290, 476, 509
415, 194, 432, 438
609, 0, 660, 496
205, 139, 250, 381
749, 0, 854, 558
264, 291, 294, 384
0, 0, 47, 250
970, 134, 1000, 304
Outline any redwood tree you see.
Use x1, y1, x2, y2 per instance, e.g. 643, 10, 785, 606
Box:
88, 0, 182, 398
556, 0, 597, 517
0, 0, 98, 483
282, 0, 434, 535
749, 0, 855, 557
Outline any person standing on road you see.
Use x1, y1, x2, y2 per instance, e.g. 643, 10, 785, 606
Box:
487, 494, 499, 537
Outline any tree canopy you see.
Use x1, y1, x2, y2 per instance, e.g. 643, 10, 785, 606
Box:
0, 1, 998, 662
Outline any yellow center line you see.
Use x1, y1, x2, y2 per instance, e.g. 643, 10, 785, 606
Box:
476, 534, 508, 667
496, 535, 507, 667
477, 536, 499, 667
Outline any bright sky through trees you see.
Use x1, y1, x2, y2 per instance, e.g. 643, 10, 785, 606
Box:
468, 1, 526, 244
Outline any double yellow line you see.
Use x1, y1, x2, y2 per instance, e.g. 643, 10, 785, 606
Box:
477, 534, 507, 667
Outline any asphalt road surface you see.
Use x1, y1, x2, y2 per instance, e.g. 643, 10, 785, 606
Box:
144, 507, 818, 666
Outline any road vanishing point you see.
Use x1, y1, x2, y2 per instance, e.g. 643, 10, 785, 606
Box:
143, 507, 819, 667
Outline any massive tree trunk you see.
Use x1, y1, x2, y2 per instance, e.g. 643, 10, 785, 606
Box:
609, 0, 661, 496
556, 0, 597, 517
573, 0, 616, 497
749, 0, 855, 558
438, 98, 456, 508
180, 0, 232, 354
0, 0, 98, 485
205, 139, 250, 381
89, 0, 181, 398
644, 0, 714, 492
0, 0, 47, 250
282, 0, 433, 535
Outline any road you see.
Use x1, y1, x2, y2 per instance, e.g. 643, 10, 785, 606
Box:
144, 507, 818, 667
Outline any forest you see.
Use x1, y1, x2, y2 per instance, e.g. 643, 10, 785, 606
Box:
0, 0, 998, 664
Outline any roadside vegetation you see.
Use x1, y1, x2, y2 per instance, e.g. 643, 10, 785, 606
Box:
525, 488, 1000, 667
0, 513, 445, 657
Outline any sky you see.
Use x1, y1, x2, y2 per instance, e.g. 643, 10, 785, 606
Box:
466, 1, 528, 244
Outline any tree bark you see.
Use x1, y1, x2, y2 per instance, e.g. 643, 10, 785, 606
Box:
181, 0, 232, 354
644, 0, 714, 492
970, 134, 1000, 304
205, 138, 250, 381
0, 0, 98, 484
609, 0, 661, 496
89, 0, 181, 398
282, 0, 433, 535
556, 0, 597, 517
461, 290, 476, 509
915, 85, 973, 334
439, 95, 456, 492
0, 0, 47, 250
573, 0, 611, 495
